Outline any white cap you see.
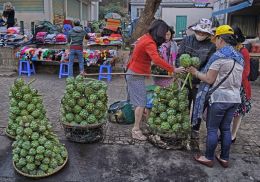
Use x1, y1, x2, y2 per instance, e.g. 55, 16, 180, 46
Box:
191, 18, 214, 35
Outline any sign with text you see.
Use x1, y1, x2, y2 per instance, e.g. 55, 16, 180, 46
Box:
193, 0, 210, 7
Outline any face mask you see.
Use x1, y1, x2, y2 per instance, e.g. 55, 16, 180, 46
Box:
195, 33, 208, 41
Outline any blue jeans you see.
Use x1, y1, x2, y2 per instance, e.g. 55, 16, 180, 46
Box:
68, 49, 84, 77
205, 103, 239, 160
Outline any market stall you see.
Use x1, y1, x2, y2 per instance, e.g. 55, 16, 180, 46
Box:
0, 18, 123, 74
0, 26, 29, 71
16, 46, 118, 75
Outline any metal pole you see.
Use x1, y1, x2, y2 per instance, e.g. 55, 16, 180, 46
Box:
82, 72, 175, 78
225, 0, 229, 24
20, 21, 24, 35
31, 22, 35, 40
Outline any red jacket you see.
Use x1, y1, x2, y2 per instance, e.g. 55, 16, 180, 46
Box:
127, 34, 174, 74
241, 47, 251, 99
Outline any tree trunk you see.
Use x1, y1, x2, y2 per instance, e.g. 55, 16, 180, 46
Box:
130, 0, 162, 44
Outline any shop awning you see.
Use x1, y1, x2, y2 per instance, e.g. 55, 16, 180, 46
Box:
212, 0, 253, 16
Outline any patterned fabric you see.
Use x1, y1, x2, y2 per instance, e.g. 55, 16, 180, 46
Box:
234, 86, 252, 117
159, 41, 178, 66
192, 45, 244, 126
126, 69, 146, 107
153, 41, 177, 87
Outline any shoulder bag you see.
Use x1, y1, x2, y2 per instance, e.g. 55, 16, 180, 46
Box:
205, 60, 236, 105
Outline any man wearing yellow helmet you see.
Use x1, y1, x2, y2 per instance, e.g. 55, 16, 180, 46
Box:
187, 25, 244, 168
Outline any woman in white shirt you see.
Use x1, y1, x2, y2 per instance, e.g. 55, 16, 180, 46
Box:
187, 25, 244, 168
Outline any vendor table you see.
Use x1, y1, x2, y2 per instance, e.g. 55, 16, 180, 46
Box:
36, 43, 122, 51
35, 44, 68, 50
0, 43, 121, 73
87, 44, 121, 51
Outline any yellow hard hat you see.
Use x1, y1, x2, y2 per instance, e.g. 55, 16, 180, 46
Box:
215, 25, 234, 36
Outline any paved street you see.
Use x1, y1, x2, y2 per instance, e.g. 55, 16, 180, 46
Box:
0, 73, 259, 182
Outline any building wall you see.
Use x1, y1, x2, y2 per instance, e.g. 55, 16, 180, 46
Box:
2, 0, 99, 29
13, 0, 52, 29
212, 0, 228, 24
130, 5, 160, 20
90, 2, 99, 21
130, 0, 212, 20
162, 7, 212, 31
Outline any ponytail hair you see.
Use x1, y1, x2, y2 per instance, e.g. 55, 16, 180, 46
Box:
232, 25, 246, 43
220, 34, 238, 46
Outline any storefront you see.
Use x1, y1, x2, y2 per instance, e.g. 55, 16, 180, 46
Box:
0, 0, 100, 29
228, 1, 260, 38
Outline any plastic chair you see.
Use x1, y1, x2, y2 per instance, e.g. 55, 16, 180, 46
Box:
18, 60, 36, 77
98, 64, 112, 81
59, 62, 69, 78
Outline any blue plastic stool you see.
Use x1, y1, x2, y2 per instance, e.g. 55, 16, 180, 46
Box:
19, 60, 36, 77
59, 62, 69, 78
98, 64, 112, 81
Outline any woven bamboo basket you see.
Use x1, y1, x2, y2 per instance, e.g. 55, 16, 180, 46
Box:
61, 120, 106, 143
61, 77, 107, 143
147, 124, 190, 150
13, 151, 68, 178
5, 128, 15, 140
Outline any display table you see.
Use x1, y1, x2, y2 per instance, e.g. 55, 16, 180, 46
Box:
36, 43, 122, 50
36, 44, 68, 50
87, 44, 122, 51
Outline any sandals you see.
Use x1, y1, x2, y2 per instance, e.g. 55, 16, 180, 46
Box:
215, 155, 229, 168
132, 130, 147, 141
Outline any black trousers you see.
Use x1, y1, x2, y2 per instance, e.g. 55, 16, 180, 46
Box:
188, 85, 201, 131
7, 23, 14, 29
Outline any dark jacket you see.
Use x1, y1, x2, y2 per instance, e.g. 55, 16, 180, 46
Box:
67, 26, 87, 46
3, 9, 15, 24
176, 34, 216, 84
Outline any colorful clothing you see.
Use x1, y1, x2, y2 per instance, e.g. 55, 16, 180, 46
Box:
192, 45, 244, 126
127, 34, 174, 74
209, 58, 243, 103
234, 87, 252, 117
126, 69, 146, 107
233, 46, 252, 117
160, 41, 178, 66
153, 41, 178, 87
240, 47, 251, 100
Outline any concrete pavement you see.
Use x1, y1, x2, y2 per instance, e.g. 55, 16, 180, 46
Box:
0, 73, 259, 182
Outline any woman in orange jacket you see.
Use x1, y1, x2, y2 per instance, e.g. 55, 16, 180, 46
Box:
126, 20, 185, 141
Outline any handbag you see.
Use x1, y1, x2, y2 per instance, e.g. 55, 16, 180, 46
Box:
108, 100, 135, 124
205, 60, 236, 105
